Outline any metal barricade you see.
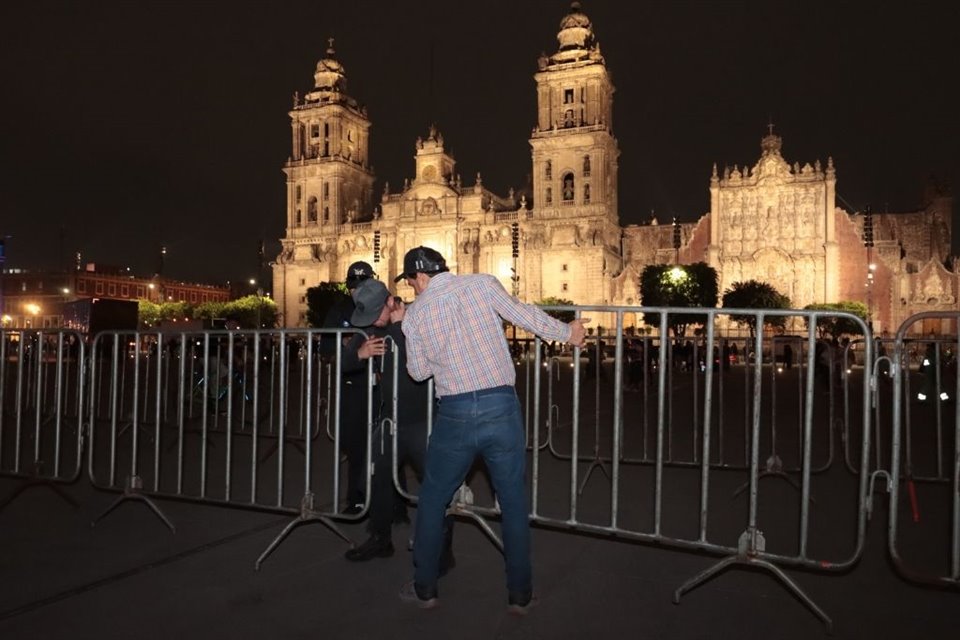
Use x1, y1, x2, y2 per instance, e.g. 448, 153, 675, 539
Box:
0, 329, 85, 512
85, 329, 375, 566
888, 312, 960, 587
395, 305, 872, 632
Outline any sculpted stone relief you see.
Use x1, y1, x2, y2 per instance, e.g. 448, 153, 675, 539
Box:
721, 183, 825, 260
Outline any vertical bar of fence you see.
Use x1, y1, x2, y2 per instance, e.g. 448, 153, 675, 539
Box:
130, 333, 141, 480
276, 332, 287, 507
692, 338, 699, 464
642, 336, 650, 461
14, 335, 25, 472
32, 331, 44, 466
153, 334, 162, 491
952, 333, 960, 579
250, 335, 261, 504
654, 311, 668, 535
332, 335, 342, 509
934, 342, 944, 479
747, 315, 765, 529
225, 333, 235, 501
303, 333, 313, 496
569, 312, 582, 522
698, 313, 716, 542
532, 336, 542, 517
53, 333, 64, 474
176, 336, 186, 494
108, 334, 120, 486
799, 321, 818, 558
199, 333, 210, 498
611, 312, 624, 528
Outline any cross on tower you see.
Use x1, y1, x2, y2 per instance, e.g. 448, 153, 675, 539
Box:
767, 120, 776, 136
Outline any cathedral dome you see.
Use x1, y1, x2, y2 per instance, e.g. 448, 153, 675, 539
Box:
313, 39, 346, 93
557, 2, 594, 51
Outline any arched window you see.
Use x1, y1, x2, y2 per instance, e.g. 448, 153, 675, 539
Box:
563, 109, 575, 128
296, 209, 302, 226
295, 185, 302, 202
583, 183, 591, 203
323, 207, 330, 223
562, 173, 575, 202
545, 160, 552, 180
583, 155, 591, 177
323, 182, 329, 199
545, 187, 552, 205
307, 197, 318, 222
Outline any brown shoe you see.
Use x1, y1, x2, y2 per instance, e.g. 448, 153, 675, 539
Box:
506, 593, 539, 616
398, 581, 438, 609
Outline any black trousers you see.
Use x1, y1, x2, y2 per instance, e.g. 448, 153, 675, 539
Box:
368, 417, 453, 548
340, 382, 376, 506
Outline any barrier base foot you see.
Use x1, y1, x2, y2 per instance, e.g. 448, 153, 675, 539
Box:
0, 477, 79, 513
673, 554, 833, 634
91, 476, 176, 533
255, 493, 352, 571
732, 469, 815, 504
448, 505, 504, 553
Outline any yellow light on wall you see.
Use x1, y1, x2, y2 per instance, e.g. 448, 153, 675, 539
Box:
25, 303, 41, 315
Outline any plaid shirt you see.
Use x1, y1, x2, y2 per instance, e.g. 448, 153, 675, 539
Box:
402, 272, 572, 397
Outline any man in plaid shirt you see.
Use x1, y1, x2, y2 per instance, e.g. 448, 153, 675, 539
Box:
396, 246, 588, 613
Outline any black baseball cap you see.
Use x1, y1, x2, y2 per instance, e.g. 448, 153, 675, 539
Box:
394, 246, 449, 282
345, 261, 376, 288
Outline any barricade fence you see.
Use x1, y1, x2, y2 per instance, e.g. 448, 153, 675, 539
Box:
3, 309, 957, 631
888, 312, 960, 588
0, 329, 86, 511
85, 329, 377, 559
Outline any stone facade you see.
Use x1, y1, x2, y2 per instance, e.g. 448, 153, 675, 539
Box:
273, 5, 957, 335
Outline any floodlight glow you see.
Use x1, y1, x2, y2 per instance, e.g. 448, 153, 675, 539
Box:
668, 266, 686, 282
25, 303, 41, 315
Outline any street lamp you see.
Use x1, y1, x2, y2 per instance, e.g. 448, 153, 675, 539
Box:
250, 278, 263, 329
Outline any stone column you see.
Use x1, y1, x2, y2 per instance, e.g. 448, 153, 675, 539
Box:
823, 172, 839, 302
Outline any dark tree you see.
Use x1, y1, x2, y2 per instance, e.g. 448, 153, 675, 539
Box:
639, 262, 719, 338
535, 296, 576, 323
722, 280, 792, 336
306, 282, 349, 327
802, 301, 869, 340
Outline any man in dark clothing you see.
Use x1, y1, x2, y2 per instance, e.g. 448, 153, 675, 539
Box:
321, 261, 377, 515
340, 278, 454, 569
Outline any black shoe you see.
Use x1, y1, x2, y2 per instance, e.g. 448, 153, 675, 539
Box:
345, 535, 394, 562
343, 502, 365, 516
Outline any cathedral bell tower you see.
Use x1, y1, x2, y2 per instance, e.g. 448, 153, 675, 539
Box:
273, 40, 376, 326
530, 2, 619, 222
285, 40, 374, 233
526, 3, 622, 305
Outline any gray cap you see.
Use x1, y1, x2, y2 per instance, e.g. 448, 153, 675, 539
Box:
350, 279, 389, 327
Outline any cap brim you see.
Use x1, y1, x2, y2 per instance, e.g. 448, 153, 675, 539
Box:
350, 307, 381, 328
393, 273, 410, 283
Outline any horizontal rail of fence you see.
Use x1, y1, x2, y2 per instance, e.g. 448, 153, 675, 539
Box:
0, 329, 86, 512
889, 312, 960, 588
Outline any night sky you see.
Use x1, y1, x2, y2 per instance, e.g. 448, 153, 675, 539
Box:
2, 1, 957, 286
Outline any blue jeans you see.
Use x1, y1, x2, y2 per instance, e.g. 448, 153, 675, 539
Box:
413, 386, 531, 598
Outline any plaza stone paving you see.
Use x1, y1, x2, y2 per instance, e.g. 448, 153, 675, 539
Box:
0, 467, 954, 640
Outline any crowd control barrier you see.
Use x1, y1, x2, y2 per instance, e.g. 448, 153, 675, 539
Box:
391, 305, 873, 632
0, 329, 85, 512
85, 329, 375, 566
888, 312, 960, 588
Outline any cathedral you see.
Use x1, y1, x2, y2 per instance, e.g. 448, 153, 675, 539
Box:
272, 3, 956, 335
